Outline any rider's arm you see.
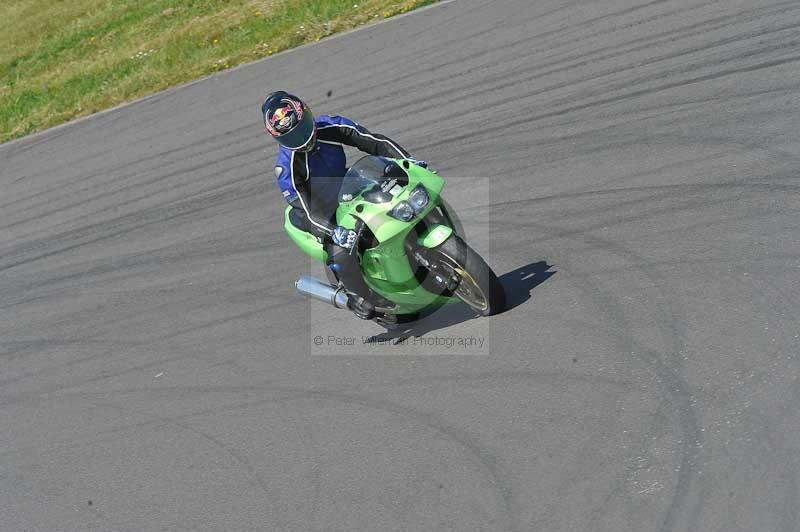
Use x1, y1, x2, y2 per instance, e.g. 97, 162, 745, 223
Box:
283, 150, 336, 236
317, 116, 411, 159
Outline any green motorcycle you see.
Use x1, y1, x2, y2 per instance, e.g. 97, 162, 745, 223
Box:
287, 156, 505, 325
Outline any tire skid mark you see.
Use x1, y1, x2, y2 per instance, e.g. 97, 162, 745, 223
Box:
356, 4, 800, 124
59, 285, 275, 347
1, 161, 265, 250
331, 0, 711, 103
0, 143, 264, 234
450, 88, 792, 173
486, 185, 752, 529
348, 0, 797, 115
2, 235, 267, 299
497, 179, 795, 529
7, 385, 524, 531
0, 369, 635, 449
0, 126, 74, 166
0, 179, 267, 274
487, 181, 800, 212
419, 52, 800, 151
85, 399, 274, 500
2, 119, 256, 195
271, 397, 326, 532
583, 400, 675, 526
467, 24, 800, 124
435, 83, 799, 165
493, 196, 773, 249
2, 253, 267, 308
326, 0, 586, 99
1, 122, 256, 209
0, 303, 282, 391
517, 216, 704, 531
2, 260, 288, 338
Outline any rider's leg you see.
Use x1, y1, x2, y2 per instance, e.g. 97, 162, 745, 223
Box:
325, 242, 394, 319
289, 201, 392, 319
288, 204, 328, 240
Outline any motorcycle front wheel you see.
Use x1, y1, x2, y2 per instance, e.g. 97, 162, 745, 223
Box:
430, 235, 506, 316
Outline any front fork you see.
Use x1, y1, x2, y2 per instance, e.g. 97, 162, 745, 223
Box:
406, 203, 462, 294
412, 248, 460, 292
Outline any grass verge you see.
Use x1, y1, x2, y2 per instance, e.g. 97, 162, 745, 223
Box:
0, 0, 435, 143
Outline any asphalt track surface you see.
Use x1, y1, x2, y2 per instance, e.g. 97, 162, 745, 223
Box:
2, 0, 800, 530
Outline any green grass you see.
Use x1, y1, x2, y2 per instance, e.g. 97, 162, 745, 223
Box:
0, 0, 435, 143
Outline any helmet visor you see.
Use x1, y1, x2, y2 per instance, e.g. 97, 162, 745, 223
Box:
277, 110, 315, 150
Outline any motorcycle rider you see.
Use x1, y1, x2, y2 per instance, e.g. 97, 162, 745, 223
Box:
261, 91, 421, 320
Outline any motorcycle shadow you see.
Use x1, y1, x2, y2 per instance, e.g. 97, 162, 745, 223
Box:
366, 303, 478, 344
499, 260, 556, 312
366, 260, 556, 343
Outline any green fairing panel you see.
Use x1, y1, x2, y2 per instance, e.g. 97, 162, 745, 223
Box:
366, 276, 457, 312
417, 224, 454, 248
349, 162, 455, 313
283, 205, 327, 263
336, 161, 445, 242
283, 159, 458, 315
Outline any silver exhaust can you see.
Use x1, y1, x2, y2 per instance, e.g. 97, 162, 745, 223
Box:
295, 276, 350, 309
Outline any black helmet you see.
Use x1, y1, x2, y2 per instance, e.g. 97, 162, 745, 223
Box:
261, 91, 316, 151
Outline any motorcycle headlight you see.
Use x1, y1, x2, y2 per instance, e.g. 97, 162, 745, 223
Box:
407, 184, 429, 212
388, 201, 415, 222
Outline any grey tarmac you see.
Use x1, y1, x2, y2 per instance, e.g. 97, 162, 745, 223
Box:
1, 1, 799, 531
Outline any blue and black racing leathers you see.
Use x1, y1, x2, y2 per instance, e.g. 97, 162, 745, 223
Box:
275, 115, 410, 234
273, 115, 411, 309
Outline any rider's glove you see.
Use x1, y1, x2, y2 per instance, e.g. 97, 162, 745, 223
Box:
332, 226, 357, 249
408, 158, 428, 169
